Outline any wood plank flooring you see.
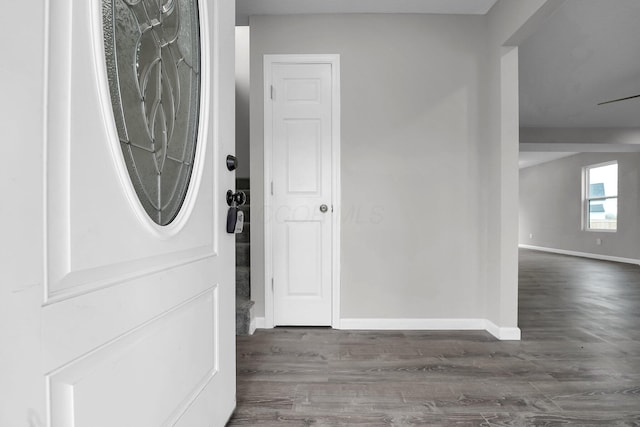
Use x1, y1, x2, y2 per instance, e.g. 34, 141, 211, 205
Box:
229, 249, 640, 426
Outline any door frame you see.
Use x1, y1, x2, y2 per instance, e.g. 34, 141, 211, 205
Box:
263, 54, 341, 329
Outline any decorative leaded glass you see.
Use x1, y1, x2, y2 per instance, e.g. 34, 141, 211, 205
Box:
103, 0, 201, 225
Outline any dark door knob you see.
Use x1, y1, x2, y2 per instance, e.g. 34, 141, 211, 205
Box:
226, 190, 246, 207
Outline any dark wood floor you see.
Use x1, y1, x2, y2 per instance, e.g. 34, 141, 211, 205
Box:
228, 249, 640, 426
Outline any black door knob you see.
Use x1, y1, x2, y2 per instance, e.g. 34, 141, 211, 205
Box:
226, 190, 246, 207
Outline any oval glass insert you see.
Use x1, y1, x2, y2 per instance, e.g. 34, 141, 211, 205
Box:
103, 0, 202, 226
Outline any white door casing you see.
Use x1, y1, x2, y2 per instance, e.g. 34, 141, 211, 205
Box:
264, 55, 341, 328
0, 0, 236, 425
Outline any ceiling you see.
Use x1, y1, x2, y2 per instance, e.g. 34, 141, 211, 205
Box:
236, 0, 497, 26
518, 0, 640, 167
519, 0, 640, 128
234, 0, 640, 166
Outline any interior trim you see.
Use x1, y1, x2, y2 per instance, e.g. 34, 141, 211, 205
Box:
519, 244, 640, 266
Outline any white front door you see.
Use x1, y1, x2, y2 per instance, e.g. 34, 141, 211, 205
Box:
266, 58, 339, 326
0, 0, 236, 425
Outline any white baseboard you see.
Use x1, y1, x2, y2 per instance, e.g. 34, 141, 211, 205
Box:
484, 319, 521, 340
253, 317, 265, 331
249, 316, 257, 336
339, 318, 521, 341
519, 244, 640, 265
339, 318, 485, 331
252, 317, 520, 341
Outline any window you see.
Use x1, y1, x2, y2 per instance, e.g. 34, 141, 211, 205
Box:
585, 162, 618, 231
102, 0, 202, 226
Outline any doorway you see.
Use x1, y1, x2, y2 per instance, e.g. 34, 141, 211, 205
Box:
263, 55, 341, 328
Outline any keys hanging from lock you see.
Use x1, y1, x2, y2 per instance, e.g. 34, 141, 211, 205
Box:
227, 207, 244, 233
226, 190, 246, 234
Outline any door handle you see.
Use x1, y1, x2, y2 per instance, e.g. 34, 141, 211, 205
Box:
226, 190, 246, 207
319, 204, 328, 213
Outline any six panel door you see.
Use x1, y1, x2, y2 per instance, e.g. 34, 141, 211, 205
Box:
271, 62, 334, 326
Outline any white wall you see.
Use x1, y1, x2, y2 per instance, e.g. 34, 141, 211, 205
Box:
235, 26, 251, 178
250, 2, 552, 333
251, 13, 488, 321
520, 152, 640, 261
483, 0, 554, 334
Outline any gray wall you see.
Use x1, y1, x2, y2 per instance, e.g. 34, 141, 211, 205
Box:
235, 27, 250, 178
520, 152, 640, 260
250, 14, 491, 320
482, 0, 553, 330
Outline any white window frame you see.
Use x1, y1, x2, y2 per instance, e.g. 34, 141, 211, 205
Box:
583, 160, 618, 232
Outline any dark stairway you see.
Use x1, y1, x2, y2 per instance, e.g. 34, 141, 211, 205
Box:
235, 177, 254, 335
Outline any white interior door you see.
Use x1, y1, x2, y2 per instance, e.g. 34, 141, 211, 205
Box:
0, 0, 236, 425
268, 60, 335, 326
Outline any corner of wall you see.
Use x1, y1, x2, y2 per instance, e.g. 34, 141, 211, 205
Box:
482, 0, 563, 333
485, 319, 521, 341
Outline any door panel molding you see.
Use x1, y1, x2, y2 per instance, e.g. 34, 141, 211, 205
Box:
44, 0, 217, 304
47, 286, 219, 426
42, 263, 218, 372
284, 118, 322, 194
263, 54, 341, 328
45, 246, 215, 305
